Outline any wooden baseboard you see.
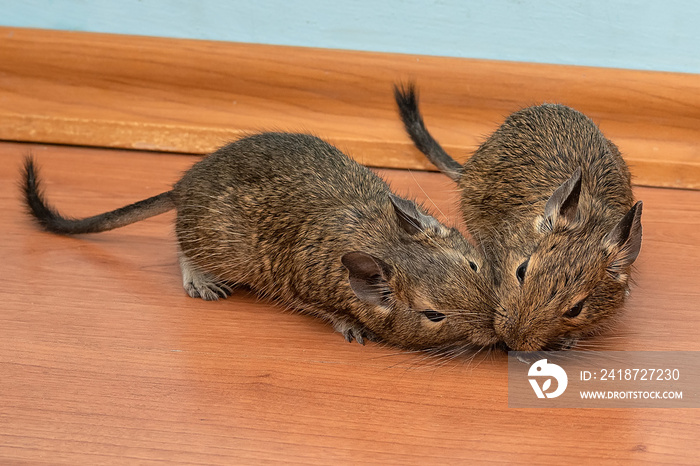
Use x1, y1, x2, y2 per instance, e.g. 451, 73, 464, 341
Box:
1, 27, 698, 189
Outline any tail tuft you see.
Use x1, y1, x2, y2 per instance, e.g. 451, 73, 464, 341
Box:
22, 156, 75, 234
393, 82, 463, 182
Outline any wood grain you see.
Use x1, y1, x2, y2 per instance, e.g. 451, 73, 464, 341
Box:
1, 142, 698, 464
0, 26, 699, 189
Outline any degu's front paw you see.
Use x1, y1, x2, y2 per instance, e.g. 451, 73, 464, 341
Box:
334, 321, 378, 345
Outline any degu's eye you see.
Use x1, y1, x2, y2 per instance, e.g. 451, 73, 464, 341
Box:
516, 259, 529, 285
564, 299, 586, 318
469, 261, 478, 272
422, 310, 446, 322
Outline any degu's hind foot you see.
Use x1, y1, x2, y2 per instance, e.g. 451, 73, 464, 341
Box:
178, 252, 232, 301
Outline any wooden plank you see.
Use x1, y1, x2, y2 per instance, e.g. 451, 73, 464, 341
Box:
1, 141, 699, 463
0, 27, 699, 189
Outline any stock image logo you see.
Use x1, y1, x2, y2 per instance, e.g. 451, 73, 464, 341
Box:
528, 359, 568, 399
509, 352, 698, 408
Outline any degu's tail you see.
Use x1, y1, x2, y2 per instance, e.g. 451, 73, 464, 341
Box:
393, 82, 463, 182
22, 156, 175, 235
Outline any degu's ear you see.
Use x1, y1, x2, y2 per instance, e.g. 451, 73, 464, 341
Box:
389, 193, 441, 235
541, 167, 582, 230
603, 201, 643, 278
341, 252, 394, 306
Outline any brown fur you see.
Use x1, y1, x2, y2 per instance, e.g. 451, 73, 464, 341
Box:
395, 83, 643, 351
22, 132, 499, 352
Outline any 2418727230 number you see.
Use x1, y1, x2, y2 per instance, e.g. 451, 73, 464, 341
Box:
599, 368, 680, 381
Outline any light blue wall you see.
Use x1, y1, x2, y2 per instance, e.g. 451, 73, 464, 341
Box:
3, 0, 699, 74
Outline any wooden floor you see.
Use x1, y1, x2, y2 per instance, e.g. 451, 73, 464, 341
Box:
1, 141, 699, 464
